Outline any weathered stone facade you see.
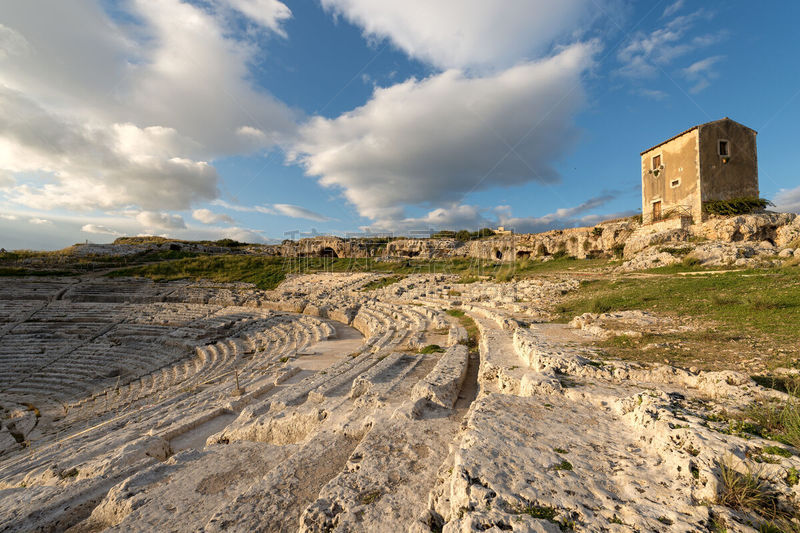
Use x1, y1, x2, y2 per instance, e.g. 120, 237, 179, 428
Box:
640, 117, 759, 224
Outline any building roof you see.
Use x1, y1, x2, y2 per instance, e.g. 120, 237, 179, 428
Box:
640, 117, 757, 155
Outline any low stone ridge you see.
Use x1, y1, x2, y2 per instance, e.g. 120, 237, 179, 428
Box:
11, 212, 797, 267
0, 271, 797, 532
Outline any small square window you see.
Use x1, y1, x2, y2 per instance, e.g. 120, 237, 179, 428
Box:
718, 140, 729, 156
652, 154, 661, 169
671, 179, 680, 188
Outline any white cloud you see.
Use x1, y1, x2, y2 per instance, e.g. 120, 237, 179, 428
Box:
497, 194, 628, 233
617, 10, 721, 79
0, 88, 219, 211
211, 199, 331, 221
223, 0, 292, 37
365, 204, 491, 233
272, 204, 331, 222
774, 186, 800, 214
192, 208, 235, 224
29, 217, 51, 225
292, 43, 595, 223
683, 55, 724, 93
0, 170, 13, 189
135, 211, 187, 230
218, 226, 269, 243
320, 0, 605, 70
0, 0, 296, 212
636, 88, 669, 101
662, 0, 685, 18
364, 194, 631, 235
81, 223, 122, 236
0, 214, 18, 221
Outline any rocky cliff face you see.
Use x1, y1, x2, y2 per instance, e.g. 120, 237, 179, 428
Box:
65, 213, 800, 266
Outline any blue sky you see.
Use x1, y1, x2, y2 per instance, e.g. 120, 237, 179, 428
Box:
1, 0, 799, 249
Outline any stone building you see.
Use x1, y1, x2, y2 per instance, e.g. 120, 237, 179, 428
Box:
640, 117, 759, 224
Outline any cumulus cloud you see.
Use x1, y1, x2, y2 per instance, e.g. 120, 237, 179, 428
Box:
0, 0, 296, 212
81, 224, 123, 236
292, 43, 595, 223
29, 217, 51, 225
192, 209, 235, 225
135, 211, 187, 230
0, 170, 13, 189
0, 88, 218, 211
774, 186, 800, 214
224, 0, 292, 36
320, 0, 605, 70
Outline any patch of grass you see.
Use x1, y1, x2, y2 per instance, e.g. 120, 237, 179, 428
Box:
785, 467, 799, 487
446, 309, 465, 318
553, 268, 800, 369
553, 460, 573, 471
744, 397, 800, 448
361, 275, 405, 291
752, 376, 800, 395
278, 356, 289, 363
553, 447, 569, 454
657, 516, 673, 526
419, 344, 445, 354
0, 267, 77, 277
717, 458, 784, 519
517, 505, 556, 521
762, 446, 792, 458
360, 490, 381, 505
659, 246, 693, 257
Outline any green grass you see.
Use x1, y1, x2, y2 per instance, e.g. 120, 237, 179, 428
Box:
447, 310, 479, 351
717, 458, 787, 521
418, 344, 445, 354
744, 398, 800, 448
107, 256, 547, 289
553, 460, 573, 471
0, 267, 77, 277
361, 275, 405, 291
762, 446, 792, 458
555, 268, 800, 343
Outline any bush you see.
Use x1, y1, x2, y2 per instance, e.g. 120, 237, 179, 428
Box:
703, 197, 773, 216
717, 457, 786, 520
592, 227, 603, 237
611, 243, 625, 258
419, 344, 445, 354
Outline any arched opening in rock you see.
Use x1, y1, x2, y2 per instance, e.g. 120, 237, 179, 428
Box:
320, 247, 338, 258
516, 251, 531, 260
494, 250, 503, 260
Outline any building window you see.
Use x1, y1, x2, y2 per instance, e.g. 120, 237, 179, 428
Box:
652, 154, 661, 169
670, 179, 680, 188
718, 140, 730, 156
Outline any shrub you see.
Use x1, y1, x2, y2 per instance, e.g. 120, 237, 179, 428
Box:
717, 458, 781, 517
419, 344, 445, 354
703, 197, 773, 216
592, 227, 603, 237
611, 243, 625, 258
659, 246, 693, 257
682, 255, 702, 267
